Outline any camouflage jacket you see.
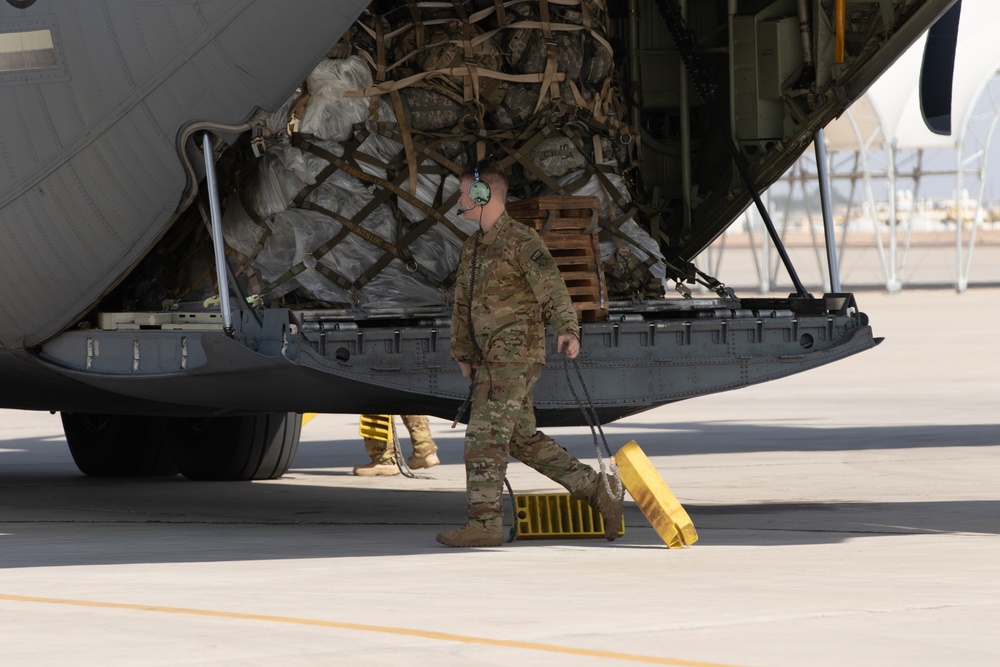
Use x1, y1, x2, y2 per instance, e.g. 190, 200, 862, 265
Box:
451, 211, 580, 365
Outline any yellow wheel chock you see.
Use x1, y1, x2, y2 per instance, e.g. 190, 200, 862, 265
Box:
514, 493, 624, 540
615, 440, 698, 548
359, 414, 394, 442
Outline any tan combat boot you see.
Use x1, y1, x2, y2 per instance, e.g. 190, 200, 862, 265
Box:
435, 523, 503, 547
590, 473, 624, 541
407, 452, 440, 469
352, 461, 399, 476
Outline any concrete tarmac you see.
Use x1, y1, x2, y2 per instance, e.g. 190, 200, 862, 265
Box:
1, 288, 998, 666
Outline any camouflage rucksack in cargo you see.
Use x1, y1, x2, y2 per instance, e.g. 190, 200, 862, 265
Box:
578, 37, 613, 93
398, 85, 466, 132
604, 247, 665, 300
528, 136, 586, 179
487, 84, 542, 129
526, 134, 615, 180
554, 6, 613, 91
393, 22, 507, 113
491, 1, 614, 127
506, 24, 583, 83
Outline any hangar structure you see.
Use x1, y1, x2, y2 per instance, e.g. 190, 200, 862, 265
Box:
708, 0, 1000, 293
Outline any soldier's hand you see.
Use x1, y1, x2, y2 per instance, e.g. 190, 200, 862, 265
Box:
557, 333, 580, 359
458, 361, 476, 382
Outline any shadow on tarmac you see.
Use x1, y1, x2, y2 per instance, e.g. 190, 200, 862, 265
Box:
1, 423, 998, 569
686, 500, 1000, 546
1, 475, 998, 569
594, 422, 1000, 455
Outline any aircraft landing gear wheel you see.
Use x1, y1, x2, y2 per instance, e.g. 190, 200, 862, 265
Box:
165, 412, 301, 481
61, 413, 177, 477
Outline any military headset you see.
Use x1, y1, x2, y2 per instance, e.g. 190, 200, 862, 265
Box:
468, 160, 492, 206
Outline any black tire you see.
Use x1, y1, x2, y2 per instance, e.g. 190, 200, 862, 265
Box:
61, 413, 177, 477
166, 412, 301, 481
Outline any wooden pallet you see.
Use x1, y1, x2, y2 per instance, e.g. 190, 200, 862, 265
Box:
508, 196, 607, 321
507, 195, 601, 234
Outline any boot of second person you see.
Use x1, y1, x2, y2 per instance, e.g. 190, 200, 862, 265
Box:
356, 437, 399, 476
352, 461, 399, 476
407, 452, 440, 469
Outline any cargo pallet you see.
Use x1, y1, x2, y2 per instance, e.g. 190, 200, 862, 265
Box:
508, 196, 608, 322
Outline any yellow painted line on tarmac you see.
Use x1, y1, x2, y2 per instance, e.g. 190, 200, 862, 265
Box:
301, 413, 318, 426
0, 593, 741, 667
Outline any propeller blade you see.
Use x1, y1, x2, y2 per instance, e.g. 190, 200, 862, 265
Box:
919, 0, 962, 135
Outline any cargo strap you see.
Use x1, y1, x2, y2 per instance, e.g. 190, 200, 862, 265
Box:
450, 0, 485, 120
258, 195, 413, 305
536, 0, 562, 112
291, 133, 468, 243
294, 134, 461, 292
369, 121, 465, 178
348, 0, 621, 189
260, 223, 360, 304
388, 89, 421, 196
255, 132, 469, 302
345, 66, 569, 111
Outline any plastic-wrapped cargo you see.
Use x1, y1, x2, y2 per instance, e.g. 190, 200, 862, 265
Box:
300, 57, 376, 142
224, 55, 473, 309
222, 143, 315, 263
221, 0, 668, 311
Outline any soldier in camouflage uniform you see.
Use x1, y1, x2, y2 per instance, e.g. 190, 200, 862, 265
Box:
353, 415, 440, 476
436, 161, 624, 548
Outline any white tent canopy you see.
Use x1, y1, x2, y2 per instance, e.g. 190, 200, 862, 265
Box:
840, 0, 1000, 150
730, 0, 1000, 294
823, 95, 883, 153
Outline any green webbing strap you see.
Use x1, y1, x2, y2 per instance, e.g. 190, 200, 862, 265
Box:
291, 134, 426, 273
369, 121, 465, 175
292, 134, 468, 242
343, 125, 462, 243
298, 199, 449, 293
288, 134, 364, 209
255, 224, 357, 301
300, 198, 407, 264
255, 128, 470, 301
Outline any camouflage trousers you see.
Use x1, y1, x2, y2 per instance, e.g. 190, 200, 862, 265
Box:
464, 362, 598, 531
364, 415, 438, 463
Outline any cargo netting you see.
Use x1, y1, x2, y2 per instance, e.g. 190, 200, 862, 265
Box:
222, 0, 668, 312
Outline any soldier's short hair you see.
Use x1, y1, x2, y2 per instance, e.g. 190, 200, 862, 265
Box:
460, 158, 508, 201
